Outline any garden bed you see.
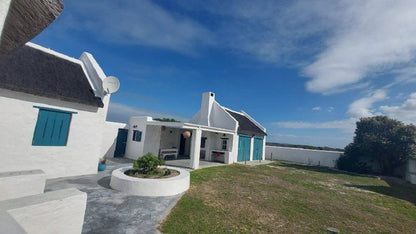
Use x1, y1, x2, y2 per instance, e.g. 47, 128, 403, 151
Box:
124, 168, 179, 179
110, 166, 190, 197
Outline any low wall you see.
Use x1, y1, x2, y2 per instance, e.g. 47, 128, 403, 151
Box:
265, 146, 343, 168
101, 121, 128, 158
110, 166, 190, 197
0, 188, 87, 234
0, 169, 46, 201
406, 158, 416, 184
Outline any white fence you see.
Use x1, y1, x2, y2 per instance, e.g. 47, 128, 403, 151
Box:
406, 158, 416, 184
265, 146, 343, 168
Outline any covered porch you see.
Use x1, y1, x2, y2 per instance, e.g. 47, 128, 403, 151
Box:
143, 121, 237, 169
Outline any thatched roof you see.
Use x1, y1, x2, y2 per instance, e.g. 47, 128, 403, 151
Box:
0, 0, 64, 61
0, 45, 104, 108
226, 110, 267, 136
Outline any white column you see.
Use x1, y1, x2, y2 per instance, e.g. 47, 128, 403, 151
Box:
227, 133, 238, 164
190, 129, 202, 169
249, 136, 254, 161
262, 136, 266, 160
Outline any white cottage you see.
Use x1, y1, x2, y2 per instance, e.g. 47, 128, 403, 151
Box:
0, 42, 121, 178
124, 92, 267, 169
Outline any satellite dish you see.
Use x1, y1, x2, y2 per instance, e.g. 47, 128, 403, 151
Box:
102, 76, 120, 94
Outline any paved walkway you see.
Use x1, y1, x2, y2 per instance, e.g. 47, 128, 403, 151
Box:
45, 158, 182, 234
165, 159, 226, 169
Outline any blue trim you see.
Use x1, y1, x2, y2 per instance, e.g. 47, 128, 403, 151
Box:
33, 106, 77, 114
32, 109, 72, 146
238, 134, 252, 138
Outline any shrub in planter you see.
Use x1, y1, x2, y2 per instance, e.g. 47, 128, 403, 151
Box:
133, 153, 165, 174
124, 153, 179, 179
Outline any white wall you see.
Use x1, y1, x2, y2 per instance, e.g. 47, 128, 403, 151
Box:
0, 188, 87, 234
0, 169, 46, 201
406, 158, 416, 184
143, 125, 162, 157
210, 102, 237, 131
265, 146, 343, 168
160, 127, 180, 149
101, 121, 127, 158
0, 0, 11, 36
125, 116, 151, 160
0, 88, 109, 179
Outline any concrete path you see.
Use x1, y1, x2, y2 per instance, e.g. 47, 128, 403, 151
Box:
45, 158, 182, 234
165, 159, 226, 169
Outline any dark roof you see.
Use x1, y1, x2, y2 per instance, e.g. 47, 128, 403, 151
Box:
0, 0, 63, 61
226, 110, 267, 136
0, 45, 104, 107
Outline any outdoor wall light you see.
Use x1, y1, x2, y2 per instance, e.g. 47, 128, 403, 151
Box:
183, 131, 191, 138
133, 125, 138, 128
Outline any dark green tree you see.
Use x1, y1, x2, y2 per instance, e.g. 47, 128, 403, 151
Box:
337, 116, 416, 176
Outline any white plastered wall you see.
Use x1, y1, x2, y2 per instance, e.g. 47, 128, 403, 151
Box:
101, 121, 128, 158
125, 116, 151, 160
0, 88, 109, 178
0, 0, 12, 36
406, 158, 416, 184
143, 125, 162, 157
265, 146, 343, 168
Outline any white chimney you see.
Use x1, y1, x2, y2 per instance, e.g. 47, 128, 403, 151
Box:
199, 92, 215, 126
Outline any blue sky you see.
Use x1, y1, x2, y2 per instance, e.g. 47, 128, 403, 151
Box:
32, 0, 416, 148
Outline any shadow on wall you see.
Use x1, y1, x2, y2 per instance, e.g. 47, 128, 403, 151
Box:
103, 137, 117, 158
343, 177, 416, 205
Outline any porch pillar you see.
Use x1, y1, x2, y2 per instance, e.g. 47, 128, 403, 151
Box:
190, 128, 202, 169
249, 136, 254, 161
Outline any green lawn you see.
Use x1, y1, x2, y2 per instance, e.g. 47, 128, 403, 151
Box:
160, 161, 416, 233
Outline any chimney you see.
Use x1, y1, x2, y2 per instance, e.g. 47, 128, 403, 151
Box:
199, 92, 215, 126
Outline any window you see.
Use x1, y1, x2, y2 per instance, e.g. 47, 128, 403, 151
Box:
201, 137, 207, 148
132, 130, 142, 142
221, 138, 228, 150
32, 107, 74, 146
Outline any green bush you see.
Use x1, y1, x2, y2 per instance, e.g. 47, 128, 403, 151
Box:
337, 116, 416, 176
133, 153, 165, 174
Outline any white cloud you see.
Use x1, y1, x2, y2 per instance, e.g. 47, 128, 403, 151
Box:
347, 90, 387, 118
64, 1, 214, 54
107, 102, 189, 123
305, 0, 416, 94
327, 107, 334, 113
312, 106, 321, 111
380, 93, 416, 124
177, 1, 416, 95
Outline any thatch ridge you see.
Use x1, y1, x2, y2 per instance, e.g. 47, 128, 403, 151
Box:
0, 45, 104, 108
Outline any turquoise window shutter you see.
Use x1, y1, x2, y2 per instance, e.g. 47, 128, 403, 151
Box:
32, 108, 73, 146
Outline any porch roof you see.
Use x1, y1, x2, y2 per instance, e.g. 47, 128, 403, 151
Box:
145, 119, 235, 134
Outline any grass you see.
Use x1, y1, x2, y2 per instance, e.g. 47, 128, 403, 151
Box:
159, 161, 416, 233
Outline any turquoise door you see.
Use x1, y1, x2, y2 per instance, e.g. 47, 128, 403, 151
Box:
114, 128, 128, 157
237, 134, 251, 162
252, 137, 264, 160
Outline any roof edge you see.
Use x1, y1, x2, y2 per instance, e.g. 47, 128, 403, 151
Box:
241, 110, 266, 132
26, 42, 81, 65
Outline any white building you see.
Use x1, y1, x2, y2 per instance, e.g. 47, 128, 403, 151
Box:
0, 42, 121, 179
124, 92, 267, 169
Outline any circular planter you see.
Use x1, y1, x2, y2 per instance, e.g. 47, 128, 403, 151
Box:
110, 166, 190, 197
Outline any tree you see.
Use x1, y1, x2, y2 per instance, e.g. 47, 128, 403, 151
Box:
337, 116, 416, 176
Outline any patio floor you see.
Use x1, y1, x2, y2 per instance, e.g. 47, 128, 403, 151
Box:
45, 157, 183, 234
165, 159, 226, 169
